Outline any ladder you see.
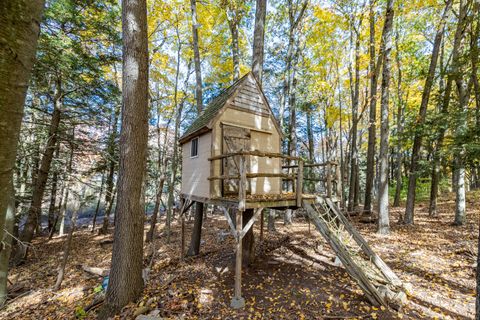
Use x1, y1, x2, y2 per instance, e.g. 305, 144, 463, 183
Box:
303, 196, 407, 309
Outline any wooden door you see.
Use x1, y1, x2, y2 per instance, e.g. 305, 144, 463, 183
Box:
222, 125, 251, 195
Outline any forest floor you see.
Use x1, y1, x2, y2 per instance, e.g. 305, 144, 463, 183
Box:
1, 191, 478, 320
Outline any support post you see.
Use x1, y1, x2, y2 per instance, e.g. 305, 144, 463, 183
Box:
238, 155, 246, 212
296, 160, 304, 207
326, 162, 332, 198
231, 209, 245, 309
260, 209, 264, 242
180, 198, 185, 260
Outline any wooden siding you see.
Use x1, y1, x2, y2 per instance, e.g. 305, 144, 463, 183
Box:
211, 106, 281, 197
181, 131, 211, 198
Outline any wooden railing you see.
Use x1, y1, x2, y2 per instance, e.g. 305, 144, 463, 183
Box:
208, 151, 340, 208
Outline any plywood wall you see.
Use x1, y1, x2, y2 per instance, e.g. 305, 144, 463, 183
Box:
181, 131, 212, 198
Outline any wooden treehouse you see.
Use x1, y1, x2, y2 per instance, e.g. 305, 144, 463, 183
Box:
179, 72, 408, 310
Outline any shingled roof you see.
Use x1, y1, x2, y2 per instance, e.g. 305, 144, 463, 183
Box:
179, 73, 250, 144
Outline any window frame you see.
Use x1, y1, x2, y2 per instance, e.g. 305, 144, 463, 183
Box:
190, 137, 199, 158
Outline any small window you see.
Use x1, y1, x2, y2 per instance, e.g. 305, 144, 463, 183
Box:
191, 137, 198, 157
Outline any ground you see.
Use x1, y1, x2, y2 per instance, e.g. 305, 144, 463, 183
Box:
1, 192, 478, 319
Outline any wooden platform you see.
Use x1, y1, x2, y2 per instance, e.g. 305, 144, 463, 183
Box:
181, 193, 318, 209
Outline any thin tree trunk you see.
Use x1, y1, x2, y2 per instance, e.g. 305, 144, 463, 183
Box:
252, 0, 267, 84
21, 79, 63, 249
190, 0, 203, 112
364, 0, 377, 214
393, 30, 405, 208
54, 190, 83, 291
404, 0, 452, 224
48, 141, 60, 233
377, 0, 394, 235
0, 182, 15, 306
0, 0, 45, 246
166, 28, 184, 244
91, 172, 105, 233
101, 0, 149, 316
100, 105, 120, 235
59, 138, 75, 237
348, 31, 361, 213
228, 16, 240, 81
267, 209, 276, 231
146, 177, 164, 243
187, 202, 204, 256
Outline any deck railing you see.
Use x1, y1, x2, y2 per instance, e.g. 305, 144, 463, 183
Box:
208, 150, 340, 208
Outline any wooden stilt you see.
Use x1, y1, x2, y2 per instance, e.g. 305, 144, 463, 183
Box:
260, 209, 264, 242
181, 215, 185, 260
231, 209, 245, 309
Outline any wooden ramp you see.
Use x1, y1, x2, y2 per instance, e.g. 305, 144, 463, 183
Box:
303, 197, 408, 309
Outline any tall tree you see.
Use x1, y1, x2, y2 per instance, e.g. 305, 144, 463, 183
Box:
252, 0, 267, 84
100, 0, 149, 316
403, 0, 452, 224
452, 0, 473, 226
377, 0, 394, 235
190, 0, 203, 112
0, 0, 45, 252
364, 0, 378, 215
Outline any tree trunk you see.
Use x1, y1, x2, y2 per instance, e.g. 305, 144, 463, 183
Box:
21, 80, 63, 250
404, 0, 452, 224
101, 0, 149, 316
393, 30, 405, 208
187, 202, 204, 256
242, 209, 255, 266
59, 144, 74, 237
0, 0, 45, 247
267, 209, 276, 231
228, 17, 240, 81
146, 177, 164, 243
54, 190, 83, 291
364, 0, 378, 215
100, 105, 120, 234
48, 141, 60, 233
0, 182, 15, 306
252, 0, 267, 84
348, 32, 361, 213
190, 0, 203, 113
166, 31, 185, 244
377, 0, 394, 235
91, 172, 105, 233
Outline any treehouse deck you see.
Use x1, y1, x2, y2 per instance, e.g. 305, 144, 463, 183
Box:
182, 193, 319, 209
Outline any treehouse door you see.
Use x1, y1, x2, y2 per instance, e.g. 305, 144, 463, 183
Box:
222, 125, 251, 195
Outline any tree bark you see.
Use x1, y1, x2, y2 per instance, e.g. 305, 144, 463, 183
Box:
0, 182, 15, 306
20, 80, 63, 254
100, 104, 120, 234
146, 177, 164, 243
101, 0, 149, 316
393, 29, 405, 208
452, 0, 472, 226
54, 190, 83, 291
91, 172, 105, 233
377, 0, 394, 235
0, 0, 45, 247
348, 30, 361, 213
404, 0, 452, 224
242, 209, 255, 266
228, 14, 240, 81
59, 141, 74, 237
190, 0, 203, 113
187, 202, 204, 256
252, 0, 267, 84
267, 209, 276, 231
364, 0, 378, 215
48, 141, 60, 233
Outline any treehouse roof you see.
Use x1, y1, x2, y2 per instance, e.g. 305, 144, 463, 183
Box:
179, 72, 281, 144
